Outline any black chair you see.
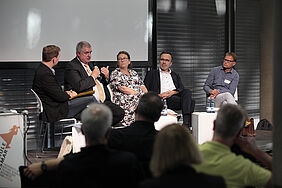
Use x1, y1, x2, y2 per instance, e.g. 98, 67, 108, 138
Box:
19, 166, 57, 188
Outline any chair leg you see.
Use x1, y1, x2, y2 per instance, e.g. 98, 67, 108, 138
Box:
46, 123, 55, 148
41, 122, 48, 152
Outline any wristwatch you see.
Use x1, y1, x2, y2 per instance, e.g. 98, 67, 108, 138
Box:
41, 161, 47, 172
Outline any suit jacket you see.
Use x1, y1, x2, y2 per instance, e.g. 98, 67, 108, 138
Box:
57, 144, 144, 187
32, 63, 69, 123
108, 120, 157, 162
144, 69, 184, 94
64, 57, 111, 101
108, 120, 158, 178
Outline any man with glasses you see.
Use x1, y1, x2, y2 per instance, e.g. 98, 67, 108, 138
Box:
144, 51, 194, 127
203, 52, 239, 107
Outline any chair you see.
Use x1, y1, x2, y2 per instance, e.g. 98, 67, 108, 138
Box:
107, 84, 114, 102
31, 89, 77, 152
19, 166, 57, 188
234, 87, 238, 101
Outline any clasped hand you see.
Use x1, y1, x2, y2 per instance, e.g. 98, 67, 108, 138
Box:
66, 90, 77, 98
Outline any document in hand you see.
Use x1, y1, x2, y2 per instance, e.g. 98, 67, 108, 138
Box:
69, 90, 95, 100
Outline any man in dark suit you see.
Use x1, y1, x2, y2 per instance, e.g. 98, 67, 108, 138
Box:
108, 92, 164, 178
32, 45, 95, 123
64, 41, 124, 126
144, 51, 194, 127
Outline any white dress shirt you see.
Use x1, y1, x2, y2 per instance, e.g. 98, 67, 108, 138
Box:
159, 68, 176, 93
79, 59, 105, 102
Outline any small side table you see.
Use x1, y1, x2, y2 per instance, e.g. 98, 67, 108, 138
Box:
192, 112, 217, 144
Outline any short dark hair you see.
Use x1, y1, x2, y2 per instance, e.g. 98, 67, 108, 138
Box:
136, 92, 164, 122
42, 45, 60, 62
225, 52, 237, 62
116, 50, 132, 68
160, 51, 173, 61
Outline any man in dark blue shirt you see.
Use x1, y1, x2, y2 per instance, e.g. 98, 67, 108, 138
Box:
203, 52, 239, 107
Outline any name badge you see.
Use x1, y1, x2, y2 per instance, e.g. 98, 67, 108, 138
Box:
224, 79, 231, 84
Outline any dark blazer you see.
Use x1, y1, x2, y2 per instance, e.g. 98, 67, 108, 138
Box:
140, 164, 226, 188
57, 144, 144, 187
108, 120, 158, 177
32, 63, 69, 123
144, 69, 184, 94
64, 57, 111, 101
108, 120, 157, 162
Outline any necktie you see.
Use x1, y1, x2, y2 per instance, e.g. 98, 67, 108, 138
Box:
84, 64, 105, 102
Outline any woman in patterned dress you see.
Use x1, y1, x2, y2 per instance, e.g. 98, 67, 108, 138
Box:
110, 51, 148, 126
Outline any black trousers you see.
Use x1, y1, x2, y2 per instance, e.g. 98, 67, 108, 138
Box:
104, 100, 125, 127
67, 95, 97, 120
166, 88, 195, 126
67, 96, 125, 127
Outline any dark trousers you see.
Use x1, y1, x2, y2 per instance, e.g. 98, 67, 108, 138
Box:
166, 88, 195, 126
67, 95, 97, 120
68, 96, 124, 127
104, 100, 125, 127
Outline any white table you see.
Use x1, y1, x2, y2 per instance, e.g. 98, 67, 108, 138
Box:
154, 113, 178, 131
72, 124, 85, 153
0, 113, 25, 188
192, 112, 217, 144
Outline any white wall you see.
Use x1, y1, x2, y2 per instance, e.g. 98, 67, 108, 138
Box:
0, 0, 149, 61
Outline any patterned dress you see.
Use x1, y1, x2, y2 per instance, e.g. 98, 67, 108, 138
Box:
110, 68, 145, 126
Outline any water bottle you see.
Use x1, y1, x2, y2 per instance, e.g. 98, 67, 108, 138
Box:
161, 99, 168, 116
206, 97, 211, 113
210, 97, 215, 113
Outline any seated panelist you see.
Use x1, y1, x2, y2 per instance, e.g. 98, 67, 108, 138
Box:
110, 50, 148, 126
32, 45, 95, 123
203, 52, 239, 107
64, 41, 125, 126
144, 51, 194, 127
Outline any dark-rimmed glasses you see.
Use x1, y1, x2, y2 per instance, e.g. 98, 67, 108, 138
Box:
118, 58, 129, 61
224, 59, 235, 63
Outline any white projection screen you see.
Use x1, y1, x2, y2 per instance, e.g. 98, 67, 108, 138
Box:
0, 0, 149, 61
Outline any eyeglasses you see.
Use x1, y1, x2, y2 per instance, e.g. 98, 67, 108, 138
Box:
224, 59, 235, 63
118, 58, 129, 61
160, 58, 171, 62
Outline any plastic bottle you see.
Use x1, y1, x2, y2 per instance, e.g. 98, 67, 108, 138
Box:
206, 97, 211, 113
210, 97, 215, 113
161, 99, 168, 116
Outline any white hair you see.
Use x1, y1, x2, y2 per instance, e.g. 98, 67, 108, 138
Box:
215, 104, 247, 140
81, 103, 112, 141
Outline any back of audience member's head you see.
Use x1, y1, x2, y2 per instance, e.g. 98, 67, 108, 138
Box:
136, 92, 164, 122
150, 124, 203, 177
214, 104, 248, 141
81, 103, 112, 143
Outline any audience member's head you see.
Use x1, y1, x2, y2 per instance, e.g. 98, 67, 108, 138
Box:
42, 45, 60, 62
81, 103, 113, 145
214, 104, 248, 141
150, 123, 202, 177
135, 92, 164, 122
